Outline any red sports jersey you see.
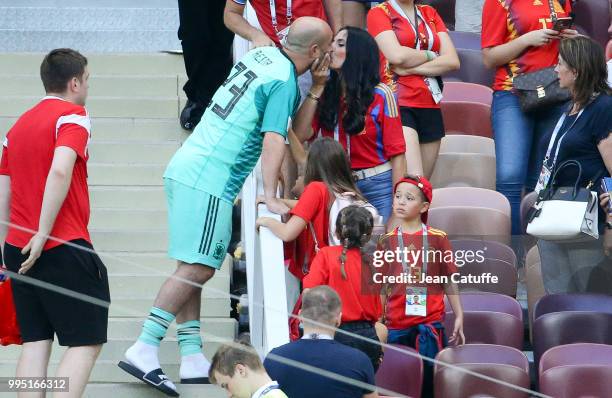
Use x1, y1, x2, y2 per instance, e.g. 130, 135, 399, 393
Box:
481, 0, 572, 91
0, 97, 91, 251
378, 225, 457, 330
232, 0, 326, 47
304, 245, 383, 323
289, 181, 332, 280
311, 83, 406, 169
367, 3, 448, 108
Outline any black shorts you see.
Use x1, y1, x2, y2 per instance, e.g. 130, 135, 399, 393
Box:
399, 106, 445, 143
335, 321, 383, 372
4, 239, 110, 346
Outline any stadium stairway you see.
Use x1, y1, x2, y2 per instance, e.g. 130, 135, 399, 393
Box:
0, 53, 234, 397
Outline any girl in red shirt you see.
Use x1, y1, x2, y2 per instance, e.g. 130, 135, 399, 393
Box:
293, 27, 407, 223
367, 0, 460, 178
379, 175, 464, 396
304, 205, 386, 371
256, 138, 367, 279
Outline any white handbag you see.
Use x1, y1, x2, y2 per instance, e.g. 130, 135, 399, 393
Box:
527, 160, 601, 242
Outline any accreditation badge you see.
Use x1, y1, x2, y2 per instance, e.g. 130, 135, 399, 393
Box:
405, 286, 427, 316
535, 164, 552, 194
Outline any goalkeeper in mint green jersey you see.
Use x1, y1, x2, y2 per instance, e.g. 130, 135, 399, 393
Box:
119, 17, 333, 396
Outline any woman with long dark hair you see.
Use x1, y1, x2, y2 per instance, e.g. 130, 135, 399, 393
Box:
293, 26, 407, 223
536, 36, 612, 293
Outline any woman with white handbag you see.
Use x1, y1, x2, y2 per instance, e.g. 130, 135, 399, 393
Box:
528, 36, 612, 294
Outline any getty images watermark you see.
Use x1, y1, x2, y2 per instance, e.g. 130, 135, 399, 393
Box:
368, 245, 500, 286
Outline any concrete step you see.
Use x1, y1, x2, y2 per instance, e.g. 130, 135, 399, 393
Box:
90, 208, 168, 230
0, 7, 178, 32
0, 360, 227, 388
0, 96, 179, 118
0, 53, 185, 75
0, 75, 179, 97
98, 252, 232, 276
89, 142, 178, 164
0, 30, 180, 53
110, 297, 230, 318
0, 337, 228, 362
107, 274, 230, 298
88, 164, 166, 186
91, 230, 167, 252
83, 383, 225, 398
90, 187, 167, 210
1, 118, 187, 142
106, 317, 237, 340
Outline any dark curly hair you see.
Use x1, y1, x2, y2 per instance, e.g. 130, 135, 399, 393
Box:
319, 27, 380, 136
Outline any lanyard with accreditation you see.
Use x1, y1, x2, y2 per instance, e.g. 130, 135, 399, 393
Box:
397, 224, 429, 317
534, 107, 585, 194
388, 0, 443, 103
269, 0, 292, 42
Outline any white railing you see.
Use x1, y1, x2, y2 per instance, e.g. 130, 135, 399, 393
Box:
242, 162, 294, 354
235, 4, 298, 355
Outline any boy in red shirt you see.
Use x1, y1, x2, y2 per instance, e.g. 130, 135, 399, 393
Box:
303, 205, 385, 371
0, 48, 110, 397
378, 175, 464, 396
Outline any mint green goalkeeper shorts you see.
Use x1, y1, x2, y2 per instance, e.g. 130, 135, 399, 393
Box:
164, 178, 232, 269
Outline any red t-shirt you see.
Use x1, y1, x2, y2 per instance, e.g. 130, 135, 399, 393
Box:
304, 246, 383, 323
0, 97, 91, 250
367, 3, 448, 108
233, 0, 327, 47
289, 181, 332, 279
378, 226, 457, 330
481, 0, 572, 91
311, 83, 406, 169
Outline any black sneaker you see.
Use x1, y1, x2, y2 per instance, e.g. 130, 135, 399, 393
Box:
180, 100, 205, 131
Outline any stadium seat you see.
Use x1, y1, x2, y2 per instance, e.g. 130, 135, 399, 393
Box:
525, 246, 545, 341
438, 135, 494, 154
431, 136, 496, 189
454, 258, 517, 296
532, 311, 612, 369
540, 343, 612, 374
447, 31, 480, 50
444, 311, 523, 349
434, 344, 530, 398
444, 49, 495, 87
421, 0, 456, 30
534, 293, 612, 321
540, 364, 612, 397
430, 187, 510, 216
450, 239, 516, 268
430, 153, 495, 189
442, 82, 493, 105
428, 207, 511, 244
573, 0, 610, 48
376, 344, 423, 398
441, 101, 492, 138
445, 292, 522, 320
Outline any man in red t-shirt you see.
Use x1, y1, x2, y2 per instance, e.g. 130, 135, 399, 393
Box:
0, 49, 109, 396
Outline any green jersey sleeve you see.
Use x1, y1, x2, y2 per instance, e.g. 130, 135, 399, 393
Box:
259, 77, 299, 138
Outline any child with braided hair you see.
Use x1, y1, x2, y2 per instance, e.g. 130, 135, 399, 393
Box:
303, 205, 386, 371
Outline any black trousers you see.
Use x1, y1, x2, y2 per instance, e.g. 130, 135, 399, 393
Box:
178, 0, 234, 104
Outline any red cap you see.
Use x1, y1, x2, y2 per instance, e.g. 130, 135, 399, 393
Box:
393, 176, 433, 222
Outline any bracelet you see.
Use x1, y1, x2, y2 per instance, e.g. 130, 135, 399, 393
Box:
425, 50, 436, 61
307, 91, 321, 102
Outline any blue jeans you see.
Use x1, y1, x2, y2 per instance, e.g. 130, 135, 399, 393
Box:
491, 91, 567, 235
356, 169, 393, 223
